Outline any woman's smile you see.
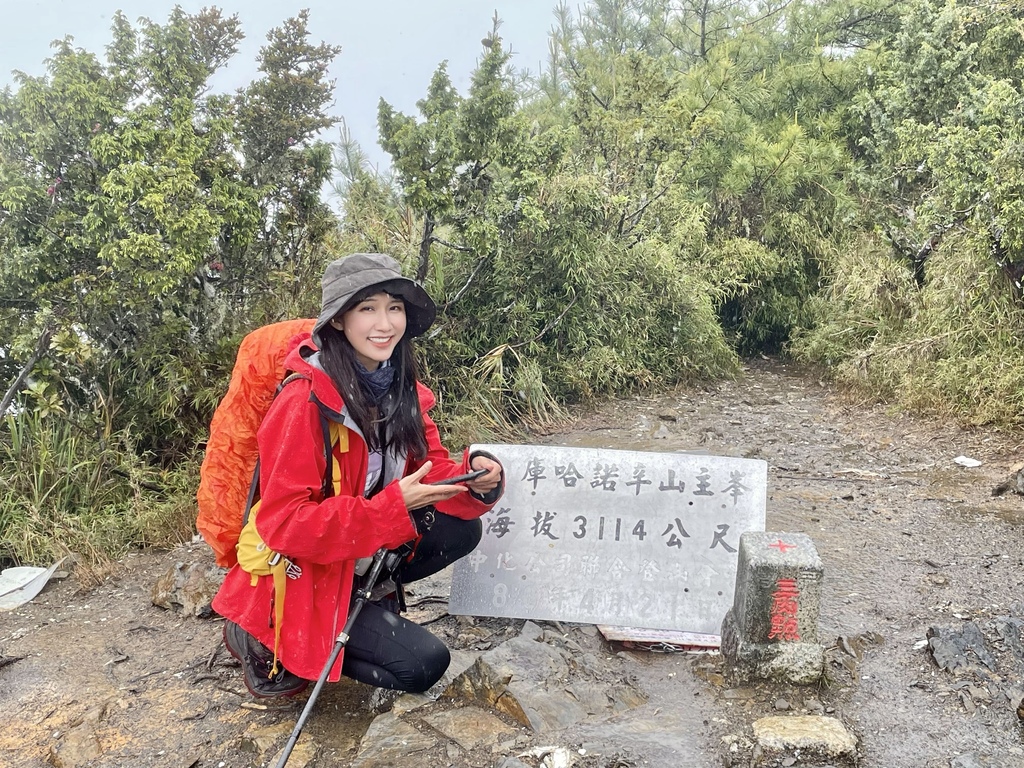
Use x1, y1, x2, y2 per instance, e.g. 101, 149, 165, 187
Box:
331, 292, 408, 370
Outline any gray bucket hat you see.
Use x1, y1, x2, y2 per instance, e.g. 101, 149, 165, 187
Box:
311, 253, 436, 348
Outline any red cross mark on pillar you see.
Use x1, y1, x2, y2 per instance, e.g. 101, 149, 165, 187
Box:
769, 539, 796, 553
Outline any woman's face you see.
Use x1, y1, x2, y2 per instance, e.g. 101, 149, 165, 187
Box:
330, 292, 407, 370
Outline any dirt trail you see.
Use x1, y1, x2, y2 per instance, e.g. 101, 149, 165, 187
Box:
2, 358, 1023, 768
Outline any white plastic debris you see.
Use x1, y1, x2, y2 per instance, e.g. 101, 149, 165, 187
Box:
518, 746, 575, 768
953, 455, 982, 468
0, 558, 66, 611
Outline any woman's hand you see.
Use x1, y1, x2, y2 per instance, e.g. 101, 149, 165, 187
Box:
398, 461, 467, 511
465, 456, 502, 495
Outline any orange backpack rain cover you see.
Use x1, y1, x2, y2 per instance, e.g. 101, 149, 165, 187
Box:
196, 318, 316, 567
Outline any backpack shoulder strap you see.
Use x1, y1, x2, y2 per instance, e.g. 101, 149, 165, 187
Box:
242, 372, 334, 525
319, 409, 333, 500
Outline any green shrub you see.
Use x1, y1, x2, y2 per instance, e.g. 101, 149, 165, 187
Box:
0, 409, 184, 568
793, 232, 1024, 426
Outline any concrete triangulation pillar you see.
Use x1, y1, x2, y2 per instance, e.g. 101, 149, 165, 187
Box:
720, 532, 825, 685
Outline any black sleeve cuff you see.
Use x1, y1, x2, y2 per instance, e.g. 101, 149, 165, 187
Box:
468, 449, 505, 505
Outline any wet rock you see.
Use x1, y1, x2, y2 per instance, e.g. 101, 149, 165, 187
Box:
350, 623, 646, 765
721, 732, 743, 751
967, 684, 992, 704
751, 715, 858, 761
265, 731, 316, 767
991, 465, 1024, 497
367, 686, 402, 715
446, 623, 646, 732
48, 700, 112, 768
150, 561, 225, 617
239, 721, 315, 766
702, 671, 726, 687
959, 690, 977, 714
992, 616, 1024, 660
350, 712, 438, 767
927, 623, 997, 673
803, 697, 824, 714
48, 728, 101, 768
421, 705, 516, 751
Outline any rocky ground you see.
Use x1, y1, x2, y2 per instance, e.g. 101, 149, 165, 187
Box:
2, 358, 1024, 768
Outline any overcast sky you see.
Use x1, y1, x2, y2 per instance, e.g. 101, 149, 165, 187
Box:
0, 1, 561, 169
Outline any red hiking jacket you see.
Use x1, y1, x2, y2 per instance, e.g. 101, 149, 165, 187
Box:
211, 339, 497, 681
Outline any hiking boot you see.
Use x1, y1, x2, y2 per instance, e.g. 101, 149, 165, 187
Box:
223, 621, 309, 698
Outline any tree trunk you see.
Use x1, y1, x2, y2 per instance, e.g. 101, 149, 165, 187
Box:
417, 214, 435, 284
0, 327, 53, 418
699, 0, 709, 60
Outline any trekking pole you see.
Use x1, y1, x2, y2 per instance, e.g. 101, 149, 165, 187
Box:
274, 546, 401, 768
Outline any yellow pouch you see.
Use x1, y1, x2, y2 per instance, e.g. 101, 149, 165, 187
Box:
236, 500, 289, 675
234, 422, 349, 676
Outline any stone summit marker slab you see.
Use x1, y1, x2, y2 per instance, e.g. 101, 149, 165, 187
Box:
450, 444, 767, 636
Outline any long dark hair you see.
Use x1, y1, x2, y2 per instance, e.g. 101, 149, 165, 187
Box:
317, 307, 428, 462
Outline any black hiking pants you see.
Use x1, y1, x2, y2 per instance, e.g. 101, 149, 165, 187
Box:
340, 507, 482, 692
